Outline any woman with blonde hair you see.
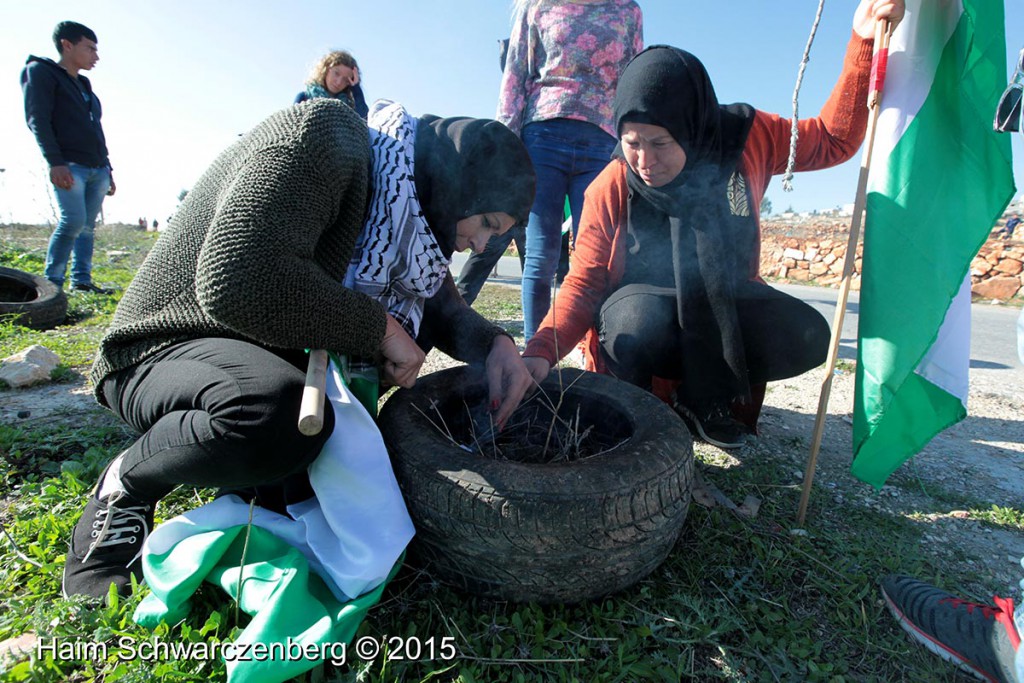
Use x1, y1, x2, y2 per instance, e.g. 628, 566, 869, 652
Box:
295, 49, 368, 119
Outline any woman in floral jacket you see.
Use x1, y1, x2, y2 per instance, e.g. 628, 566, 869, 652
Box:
497, 0, 643, 340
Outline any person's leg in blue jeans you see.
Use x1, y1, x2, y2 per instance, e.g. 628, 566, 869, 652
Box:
45, 163, 110, 288
521, 121, 571, 340
521, 119, 614, 340
566, 125, 615, 246
69, 164, 111, 288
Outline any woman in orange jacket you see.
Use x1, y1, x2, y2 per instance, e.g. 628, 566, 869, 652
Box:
522, 0, 905, 449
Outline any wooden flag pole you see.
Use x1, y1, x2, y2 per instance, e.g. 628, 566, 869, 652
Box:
797, 19, 892, 525
298, 349, 330, 436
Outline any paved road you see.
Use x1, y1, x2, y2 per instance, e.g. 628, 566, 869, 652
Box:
450, 253, 1024, 400
778, 282, 1023, 401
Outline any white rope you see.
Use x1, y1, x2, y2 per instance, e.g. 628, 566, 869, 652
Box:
782, 0, 827, 192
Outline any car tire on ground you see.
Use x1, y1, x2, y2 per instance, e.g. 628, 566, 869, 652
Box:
0, 267, 68, 330
378, 366, 694, 604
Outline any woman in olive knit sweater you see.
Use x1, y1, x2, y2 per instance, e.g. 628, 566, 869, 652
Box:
63, 97, 537, 600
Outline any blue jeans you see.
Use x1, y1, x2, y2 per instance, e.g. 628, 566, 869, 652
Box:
45, 162, 111, 287
520, 119, 615, 340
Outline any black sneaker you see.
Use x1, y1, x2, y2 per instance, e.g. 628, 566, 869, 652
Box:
62, 489, 154, 600
71, 283, 114, 295
673, 401, 747, 449
881, 574, 1021, 683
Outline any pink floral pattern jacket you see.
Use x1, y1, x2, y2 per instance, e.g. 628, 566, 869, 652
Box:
497, 0, 643, 138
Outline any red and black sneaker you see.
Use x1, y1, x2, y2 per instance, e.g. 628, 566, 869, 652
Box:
881, 574, 1021, 682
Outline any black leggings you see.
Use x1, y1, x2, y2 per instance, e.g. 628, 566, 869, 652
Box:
100, 338, 334, 505
598, 282, 830, 406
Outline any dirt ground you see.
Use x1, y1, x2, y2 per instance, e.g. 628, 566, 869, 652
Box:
3, 329, 1022, 602
760, 362, 1024, 599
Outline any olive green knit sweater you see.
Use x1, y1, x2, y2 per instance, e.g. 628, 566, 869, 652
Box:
90, 99, 386, 402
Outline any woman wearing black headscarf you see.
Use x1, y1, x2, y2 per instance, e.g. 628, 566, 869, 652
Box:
63, 96, 537, 600
523, 0, 904, 449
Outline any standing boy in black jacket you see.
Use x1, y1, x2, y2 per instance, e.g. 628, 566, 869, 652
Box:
21, 21, 116, 294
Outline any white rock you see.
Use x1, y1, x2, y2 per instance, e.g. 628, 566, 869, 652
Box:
0, 345, 60, 388
783, 247, 805, 261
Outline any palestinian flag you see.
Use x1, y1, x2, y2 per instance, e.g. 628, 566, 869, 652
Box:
851, 0, 1016, 487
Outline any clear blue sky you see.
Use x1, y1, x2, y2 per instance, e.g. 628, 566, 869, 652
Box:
1, 1, 1021, 225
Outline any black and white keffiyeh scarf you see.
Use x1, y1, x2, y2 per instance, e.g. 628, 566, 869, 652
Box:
344, 100, 450, 340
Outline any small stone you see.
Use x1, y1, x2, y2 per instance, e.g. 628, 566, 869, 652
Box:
0, 345, 60, 388
995, 257, 1023, 276
16, 410, 30, 419
0, 632, 38, 666
972, 276, 1021, 300
790, 529, 809, 537
737, 495, 761, 518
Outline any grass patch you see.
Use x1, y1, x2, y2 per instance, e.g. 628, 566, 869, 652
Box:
884, 463, 1024, 533
473, 286, 522, 323
834, 359, 856, 374
1, 224, 157, 368
0, 224, 1002, 681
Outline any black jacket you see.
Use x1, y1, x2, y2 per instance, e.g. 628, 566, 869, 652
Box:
21, 55, 110, 169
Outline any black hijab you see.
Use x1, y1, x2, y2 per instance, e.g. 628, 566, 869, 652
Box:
414, 115, 536, 257
613, 45, 756, 403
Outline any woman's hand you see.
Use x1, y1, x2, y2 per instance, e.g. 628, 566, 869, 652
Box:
853, 0, 905, 40
379, 314, 425, 388
522, 356, 551, 386
486, 335, 534, 429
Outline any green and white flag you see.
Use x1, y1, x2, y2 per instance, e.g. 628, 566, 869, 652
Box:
851, 0, 1016, 487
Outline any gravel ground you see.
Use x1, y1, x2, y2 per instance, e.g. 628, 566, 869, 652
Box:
758, 364, 1024, 599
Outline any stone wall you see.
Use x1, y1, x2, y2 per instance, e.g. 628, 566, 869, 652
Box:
760, 221, 862, 289
759, 220, 1024, 301
970, 240, 1024, 300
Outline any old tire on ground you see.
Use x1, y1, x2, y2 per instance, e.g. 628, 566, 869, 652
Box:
0, 267, 67, 331
378, 366, 694, 604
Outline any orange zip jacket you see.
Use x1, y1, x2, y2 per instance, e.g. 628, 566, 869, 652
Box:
523, 32, 874, 427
